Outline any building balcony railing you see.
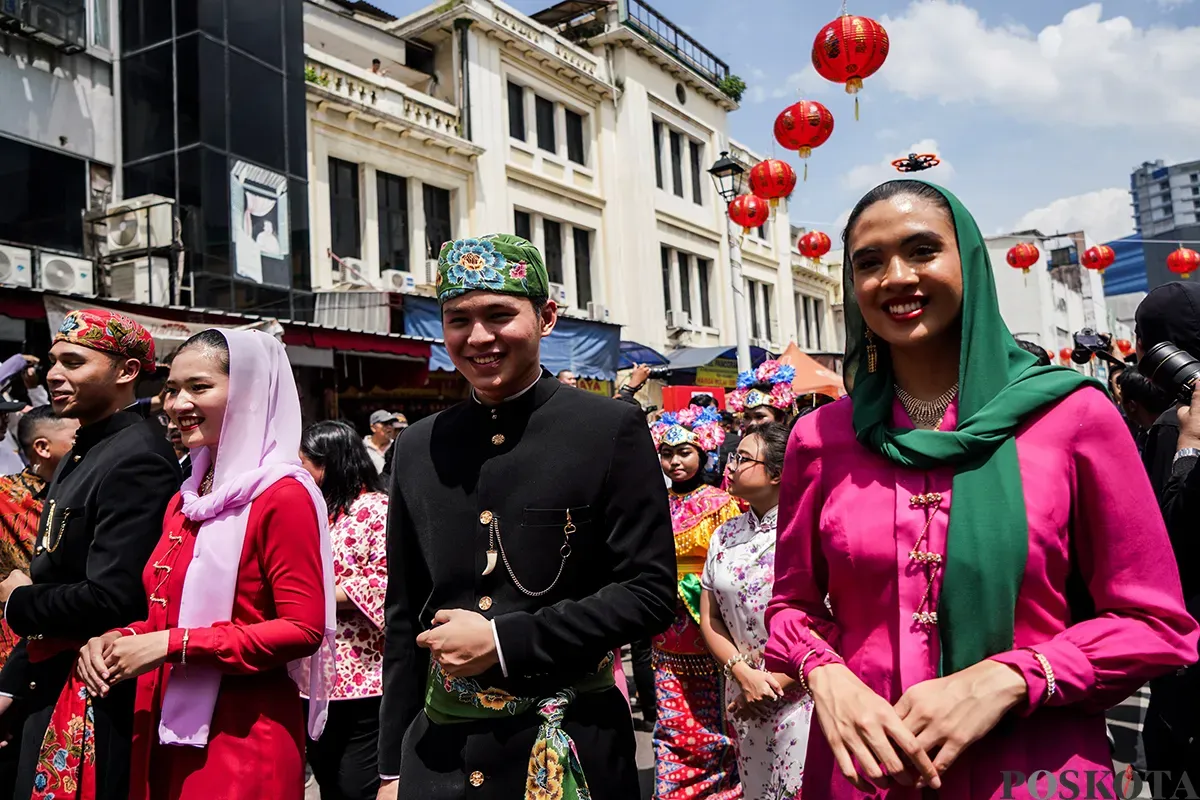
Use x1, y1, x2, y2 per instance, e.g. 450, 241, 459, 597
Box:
619, 0, 729, 87
304, 46, 478, 153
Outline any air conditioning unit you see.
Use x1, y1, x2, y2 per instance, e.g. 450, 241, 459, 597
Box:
586, 301, 609, 322
108, 257, 169, 305
380, 269, 416, 293
338, 258, 372, 287
0, 245, 32, 288
39, 254, 93, 295
548, 282, 568, 307
667, 310, 690, 330
0, 0, 26, 34
106, 196, 174, 256
421, 259, 439, 286
25, 1, 84, 53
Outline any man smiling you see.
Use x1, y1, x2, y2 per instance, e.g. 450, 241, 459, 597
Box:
378, 234, 676, 799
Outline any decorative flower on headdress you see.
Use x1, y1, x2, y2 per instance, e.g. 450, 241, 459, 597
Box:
729, 359, 797, 413
651, 405, 725, 452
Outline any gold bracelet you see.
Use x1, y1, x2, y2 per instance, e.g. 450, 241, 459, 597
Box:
1024, 647, 1055, 701
181, 629, 190, 668
798, 647, 844, 696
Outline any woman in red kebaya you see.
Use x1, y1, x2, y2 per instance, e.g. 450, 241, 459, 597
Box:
75, 328, 336, 800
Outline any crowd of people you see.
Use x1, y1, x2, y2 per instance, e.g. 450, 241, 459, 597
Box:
0, 179, 1190, 800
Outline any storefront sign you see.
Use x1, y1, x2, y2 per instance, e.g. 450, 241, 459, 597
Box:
577, 377, 614, 396
696, 357, 739, 388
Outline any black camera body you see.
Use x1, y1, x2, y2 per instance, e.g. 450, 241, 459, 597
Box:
1071, 328, 1112, 365
647, 366, 671, 379
1140, 341, 1200, 406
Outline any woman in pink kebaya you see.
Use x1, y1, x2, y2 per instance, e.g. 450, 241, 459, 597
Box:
765, 179, 1198, 798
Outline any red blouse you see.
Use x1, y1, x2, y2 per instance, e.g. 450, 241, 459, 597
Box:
122, 478, 325, 800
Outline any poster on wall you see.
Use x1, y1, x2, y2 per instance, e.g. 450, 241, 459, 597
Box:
230, 160, 291, 287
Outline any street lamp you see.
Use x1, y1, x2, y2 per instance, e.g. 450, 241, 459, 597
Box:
709, 151, 752, 374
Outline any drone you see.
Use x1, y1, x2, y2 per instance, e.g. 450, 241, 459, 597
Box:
891, 153, 941, 173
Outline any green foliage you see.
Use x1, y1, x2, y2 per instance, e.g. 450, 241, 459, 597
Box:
718, 74, 746, 103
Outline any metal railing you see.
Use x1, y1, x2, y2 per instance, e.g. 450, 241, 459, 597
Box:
620, 0, 729, 87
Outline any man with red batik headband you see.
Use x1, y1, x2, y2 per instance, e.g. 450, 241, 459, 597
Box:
0, 309, 179, 800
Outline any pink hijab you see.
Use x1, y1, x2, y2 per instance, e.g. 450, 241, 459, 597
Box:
158, 328, 335, 746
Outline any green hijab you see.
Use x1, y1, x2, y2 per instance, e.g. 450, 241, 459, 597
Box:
842, 180, 1100, 675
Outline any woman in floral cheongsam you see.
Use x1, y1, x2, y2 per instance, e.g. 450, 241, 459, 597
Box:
300, 421, 389, 800
701, 422, 812, 800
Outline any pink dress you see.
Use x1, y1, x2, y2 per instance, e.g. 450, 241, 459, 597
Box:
765, 388, 1199, 799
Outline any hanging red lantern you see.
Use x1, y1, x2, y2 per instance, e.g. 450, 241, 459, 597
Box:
1005, 242, 1040, 275
797, 231, 832, 265
728, 194, 772, 235
748, 159, 797, 209
1168, 246, 1200, 280
773, 100, 834, 181
1059, 347, 1073, 364
1116, 338, 1133, 356
811, 13, 890, 120
1081, 245, 1116, 273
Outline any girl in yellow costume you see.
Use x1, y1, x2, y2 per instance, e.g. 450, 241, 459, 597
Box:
650, 405, 743, 799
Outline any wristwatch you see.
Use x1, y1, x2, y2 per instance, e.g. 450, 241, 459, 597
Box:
1174, 447, 1200, 465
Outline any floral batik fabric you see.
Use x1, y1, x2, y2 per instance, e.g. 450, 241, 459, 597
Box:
329, 491, 388, 699
423, 656, 615, 800
32, 677, 95, 800
0, 468, 45, 667
435, 233, 550, 304
703, 507, 813, 799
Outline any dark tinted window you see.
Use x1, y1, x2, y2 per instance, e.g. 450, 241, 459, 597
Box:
329, 158, 360, 259
660, 246, 671, 312
286, 76, 307, 178
698, 258, 711, 327
230, 52, 285, 172
669, 131, 683, 197
176, 34, 227, 150
763, 284, 772, 340
678, 252, 691, 315
653, 122, 663, 189
565, 110, 585, 165
573, 227, 591, 308
123, 154, 175, 201
121, 0, 172, 53
507, 82, 525, 141
289, 178, 311, 292
422, 184, 452, 259
535, 96, 555, 154
377, 171, 409, 272
122, 44, 175, 162
543, 219, 562, 284
228, 0, 282, 67
0, 136, 87, 253
514, 210, 531, 242
175, 0, 224, 38
689, 140, 703, 203
748, 279, 759, 337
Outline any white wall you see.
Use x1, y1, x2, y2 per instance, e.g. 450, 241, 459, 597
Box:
0, 35, 114, 164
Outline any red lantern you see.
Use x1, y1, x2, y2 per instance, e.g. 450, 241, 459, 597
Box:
1116, 339, 1133, 356
1168, 246, 1200, 280
1005, 242, 1040, 275
773, 100, 834, 180
798, 231, 832, 265
811, 13, 890, 120
1059, 347, 1073, 364
748, 159, 797, 209
1081, 245, 1115, 273
728, 194, 772, 235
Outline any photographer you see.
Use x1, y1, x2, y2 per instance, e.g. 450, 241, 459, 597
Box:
1133, 282, 1200, 775
616, 363, 652, 406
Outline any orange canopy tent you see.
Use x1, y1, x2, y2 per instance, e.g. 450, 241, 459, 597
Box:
778, 342, 845, 398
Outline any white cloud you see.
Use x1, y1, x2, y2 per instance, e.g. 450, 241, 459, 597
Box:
842, 139, 955, 192
1158, 0, 1192, 8
767, 66, 831, 101
1010, 188, 1134, 243
879, 1, 1200, 128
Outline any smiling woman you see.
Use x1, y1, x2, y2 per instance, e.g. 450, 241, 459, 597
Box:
764, 180, 1199, 797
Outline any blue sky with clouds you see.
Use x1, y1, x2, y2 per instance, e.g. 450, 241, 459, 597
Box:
381, 0, 1200, 244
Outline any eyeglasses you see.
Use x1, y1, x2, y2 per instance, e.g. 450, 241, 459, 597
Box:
726, 452, 766, 469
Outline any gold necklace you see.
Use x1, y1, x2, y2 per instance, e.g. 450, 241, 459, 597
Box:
200, 467, 215, 496
895, 383, 959, 430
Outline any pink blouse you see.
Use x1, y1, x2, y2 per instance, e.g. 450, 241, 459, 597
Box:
330, 491, 389, 700
765, 387, 1198, 798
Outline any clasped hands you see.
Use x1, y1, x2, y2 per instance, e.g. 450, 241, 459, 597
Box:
415, 609, 498, 678
76, 630, 171, 698
807, 659, 1028, 792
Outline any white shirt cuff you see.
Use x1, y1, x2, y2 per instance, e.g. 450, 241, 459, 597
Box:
491, 619, 508, 678
379, 775, 399, 781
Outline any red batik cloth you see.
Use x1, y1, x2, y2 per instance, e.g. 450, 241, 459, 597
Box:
29, 642, 95, 800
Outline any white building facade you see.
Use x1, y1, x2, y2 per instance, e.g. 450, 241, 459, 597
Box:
303, 0, 841, 368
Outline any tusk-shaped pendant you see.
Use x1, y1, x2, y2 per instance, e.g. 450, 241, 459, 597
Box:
482, 549, 498, 576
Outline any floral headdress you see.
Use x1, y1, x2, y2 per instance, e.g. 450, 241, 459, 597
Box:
436, 233, 549, 305
650, 405, 725, 452
728, 360, 797, 413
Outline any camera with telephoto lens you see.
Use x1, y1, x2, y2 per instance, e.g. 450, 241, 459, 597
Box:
647, 366, 671, 379
1139, 341, 1200, 406
1071, 328, 1112, 365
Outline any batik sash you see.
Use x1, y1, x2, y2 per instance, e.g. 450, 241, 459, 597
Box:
424, 655, 615, 800
31, 671, 95, 800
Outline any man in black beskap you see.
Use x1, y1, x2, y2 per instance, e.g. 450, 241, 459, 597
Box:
0, 309, 179, 799
1134, 282, 1200, 777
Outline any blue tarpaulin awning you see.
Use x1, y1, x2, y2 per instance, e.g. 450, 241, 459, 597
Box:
666, 345, 776, 371
402, 295, 621, 381
619, 341, 669, 369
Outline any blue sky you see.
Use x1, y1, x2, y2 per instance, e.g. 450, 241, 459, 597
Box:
380, 0, 1200, 244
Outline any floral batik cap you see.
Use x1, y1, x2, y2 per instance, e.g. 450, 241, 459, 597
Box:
436, 234, 550, 305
